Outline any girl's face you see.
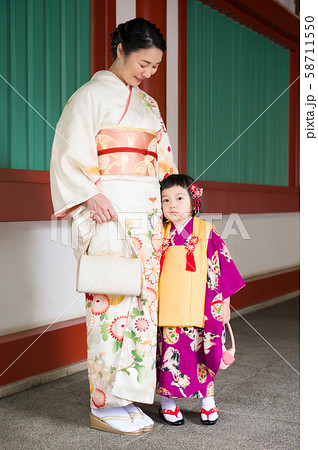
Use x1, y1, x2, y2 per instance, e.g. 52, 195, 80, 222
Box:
114, 45, 163, 86
161, 185, 192, 227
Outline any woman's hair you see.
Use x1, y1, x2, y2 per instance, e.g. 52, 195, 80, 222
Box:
160, 174, 203, 221
110, 17, 167, 60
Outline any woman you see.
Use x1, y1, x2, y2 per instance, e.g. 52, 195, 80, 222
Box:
50, 18, 177, 435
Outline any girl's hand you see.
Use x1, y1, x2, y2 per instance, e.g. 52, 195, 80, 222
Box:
222, 298, 231, 325
87, 193, 117, 224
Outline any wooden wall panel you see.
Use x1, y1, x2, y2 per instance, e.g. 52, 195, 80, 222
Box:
0, 0, 90, 172
187, 0, 290, 186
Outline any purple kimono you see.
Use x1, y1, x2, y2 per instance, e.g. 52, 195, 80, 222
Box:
157, 218, 245, 398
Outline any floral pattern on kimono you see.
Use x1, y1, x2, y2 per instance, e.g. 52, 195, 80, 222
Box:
157, 218, 245, 398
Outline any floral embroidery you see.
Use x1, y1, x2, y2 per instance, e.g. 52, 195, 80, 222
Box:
161, 238, 171, 256
146, 287, 158, 325
85, 293, 94, 305
211, 251, 220, 274
207, 251, 220, 290
185, 236, 199, 253
144, 256, 160, 284
208, 368, 216, 378
88, 356, 116, 408
86, 308, 95, 335
108, 295, 124, 306
89, 376, 94, 395
91, 295, 110, 316
110, 316, 128, 341
157, 387, 172, 397
220, 243, 232, 262
208, 260, 219, 290
206, 381, 215, 396
91, 388, 106, 408
135, 318, 150, 332
130, 236, 143, 252
211, 295, 223, 322
197, 363, 208, 384
163, 327, 180, 344
151, 221, 162, 254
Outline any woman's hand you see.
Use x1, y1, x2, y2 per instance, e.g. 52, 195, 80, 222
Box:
222, 298, 231, 325
87, 193, 117, 224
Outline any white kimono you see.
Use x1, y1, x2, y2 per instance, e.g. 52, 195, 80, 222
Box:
50, 71, 177, 408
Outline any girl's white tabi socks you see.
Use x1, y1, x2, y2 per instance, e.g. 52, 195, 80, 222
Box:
91, 406, 141, 433
160, 395, 183, 422
201, 396, 218, 421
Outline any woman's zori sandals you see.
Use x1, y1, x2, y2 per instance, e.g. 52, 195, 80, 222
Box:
90, 405, 154, 435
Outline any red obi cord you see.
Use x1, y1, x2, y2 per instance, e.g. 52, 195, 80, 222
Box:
185, 251, 196, 272
97, 147, 158, 160
160, 236, 199, 273
185, 236, 199, 272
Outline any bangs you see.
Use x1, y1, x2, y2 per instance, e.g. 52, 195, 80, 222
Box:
160, 174, 194, 192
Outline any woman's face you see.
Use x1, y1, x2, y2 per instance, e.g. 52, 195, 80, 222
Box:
161, 185, 192, 228
116, 45, 163, 86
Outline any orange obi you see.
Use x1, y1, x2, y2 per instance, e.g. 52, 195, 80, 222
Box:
95, 128, 158, 176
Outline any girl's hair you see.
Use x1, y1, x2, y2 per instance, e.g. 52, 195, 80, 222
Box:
110, 17, 167, 60
160, 174, 203, 221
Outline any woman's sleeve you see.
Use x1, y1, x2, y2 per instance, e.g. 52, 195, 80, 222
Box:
207, 226, 245, 301
144, 96, 178, 180
50, 85, 102, 217
157, 120, 178, 181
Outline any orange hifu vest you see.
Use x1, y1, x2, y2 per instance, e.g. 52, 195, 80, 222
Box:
158, 217, 213, 328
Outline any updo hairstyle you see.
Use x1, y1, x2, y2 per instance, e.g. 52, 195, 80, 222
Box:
110, 17, 167, 60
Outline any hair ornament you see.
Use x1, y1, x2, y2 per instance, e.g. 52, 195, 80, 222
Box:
190, 183, 203, 213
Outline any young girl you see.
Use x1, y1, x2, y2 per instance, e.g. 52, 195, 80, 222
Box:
157, 174, 245, 426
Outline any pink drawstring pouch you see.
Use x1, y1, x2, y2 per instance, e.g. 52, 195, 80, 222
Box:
219, 322, 236, 370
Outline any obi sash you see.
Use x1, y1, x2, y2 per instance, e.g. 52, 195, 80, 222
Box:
158, 218, 213, 328
95, 128, 158, 177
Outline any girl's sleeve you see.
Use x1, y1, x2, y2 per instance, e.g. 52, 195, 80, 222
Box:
50, 85, 102, 218
207, 226, 245, 301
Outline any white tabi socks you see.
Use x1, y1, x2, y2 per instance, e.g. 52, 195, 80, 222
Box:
124, 404, 154, 429
201, 396, 218, 422
91, 406, 141, 433
160, 395, 183, 423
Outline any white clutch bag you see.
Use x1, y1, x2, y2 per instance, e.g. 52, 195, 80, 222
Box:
76, 220, 142, 296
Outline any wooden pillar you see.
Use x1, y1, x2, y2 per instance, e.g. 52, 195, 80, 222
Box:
178, 0, 187, 173
90, 0, 116, 77
136, 0, 167, 122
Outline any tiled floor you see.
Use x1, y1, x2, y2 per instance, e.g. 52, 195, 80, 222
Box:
0, 297, 300, 449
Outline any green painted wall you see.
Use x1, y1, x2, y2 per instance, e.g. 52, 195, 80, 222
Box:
187, 0, 290, 186
0, 0, 90, 171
